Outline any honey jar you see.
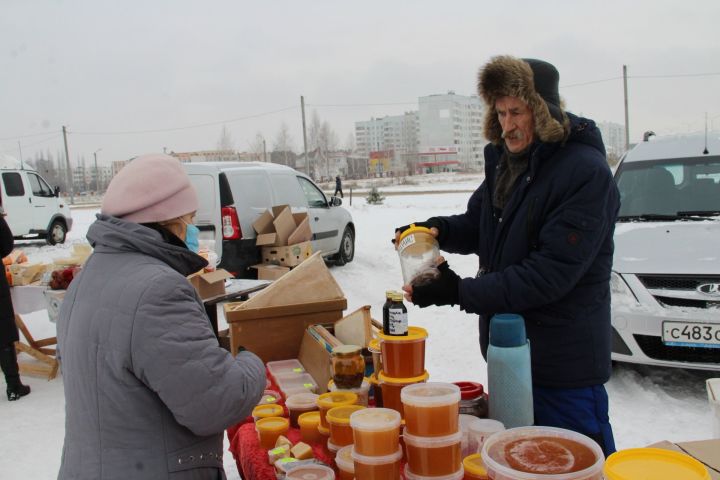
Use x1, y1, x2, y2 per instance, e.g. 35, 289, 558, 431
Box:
331, 345, 365, 389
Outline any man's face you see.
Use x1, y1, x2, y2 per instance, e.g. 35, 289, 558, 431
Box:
495, 96, 535, 153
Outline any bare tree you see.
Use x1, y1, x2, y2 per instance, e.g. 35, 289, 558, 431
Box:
216, 125, 235, 152
318, 121, 338, 179
248, 132, 266, 162
273, 122, 294, 166
308, 110, 322, 152
344, 132, 355, 152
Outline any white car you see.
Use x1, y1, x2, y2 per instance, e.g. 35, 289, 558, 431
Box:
611, 134, 720, 371
182, 161, 355, 277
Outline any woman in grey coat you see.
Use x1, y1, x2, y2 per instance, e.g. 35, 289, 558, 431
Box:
57, 154, 266, 479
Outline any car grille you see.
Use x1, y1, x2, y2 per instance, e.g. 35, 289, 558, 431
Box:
638, 275, 720, 309
634, 334, 720, 364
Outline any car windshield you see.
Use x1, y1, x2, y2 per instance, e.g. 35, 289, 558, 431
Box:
615, 156, 720, 220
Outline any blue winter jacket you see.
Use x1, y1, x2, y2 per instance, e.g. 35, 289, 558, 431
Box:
437, 113, 620, 388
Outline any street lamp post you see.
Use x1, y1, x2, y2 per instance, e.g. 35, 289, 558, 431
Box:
93, 149, 102, 193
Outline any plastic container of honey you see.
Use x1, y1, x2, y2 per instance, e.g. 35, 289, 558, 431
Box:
603, 448, 711, 480
285, 392, 319, 428
481, 426, 604, 480
397, 224, 442, 286
378, 370, 429, 417
328, 378, 371, 406
463, 453, 489, 480
285, 464, 336, 480
317, 391, 358, 430
327, 439, 340, 458
326, 404, 366, 447
377, 326, 428, 378
252, 403, 285, 422
405, 465, 465, 480
276, 372, 318, 398
335, 444, 355, 480
405, 430, 463, 477
402, 382, 460, 437
298, 411, 322, 444
350, 407, 401, 457
351, 447, 403, 480
255, 416, 289, 450
257, 389, 282, 406
369, 338, 383, 373
266, 359, 305, 381
318, 423, 331, 440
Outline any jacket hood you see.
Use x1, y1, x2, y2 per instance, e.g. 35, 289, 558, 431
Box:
478, 55, 570, 145
86, 214, 207, 277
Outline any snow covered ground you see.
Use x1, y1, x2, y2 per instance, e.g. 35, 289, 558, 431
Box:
1, 174, 717, 479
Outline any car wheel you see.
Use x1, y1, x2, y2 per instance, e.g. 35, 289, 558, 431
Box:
47, 220, 67, 245
335, 226, 355, 266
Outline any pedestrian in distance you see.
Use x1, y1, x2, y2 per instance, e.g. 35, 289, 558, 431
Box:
394, 56, 620, 457
334, 175, 344, 198
56, 154, 266, 479
0, 206, 31, 401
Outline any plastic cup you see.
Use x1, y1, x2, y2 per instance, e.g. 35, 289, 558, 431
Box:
404, 465, 465, 480
255, 416, 289, 450
252, 403, 285, 422
317, 392, 358, 430
335, 444, 355, 480
351, 447, 403, 480
405, 430, 463, 477
481, 426, 604, 480
401, 382, 460, 437
468, 418, 505, 455
378, 326, 428, 378
298, 411, 322, 444
350, 407, 401, 456
379, 370, 429, 417
328, 378, 371, 406
285, 392, 319, 428
463, 453, 489, 480
285, 464, 336, 480
326, 404, 366, 447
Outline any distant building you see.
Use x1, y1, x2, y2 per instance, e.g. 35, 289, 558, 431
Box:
355, 112, 418, 175
597, 121, 627, 158
270, 150, 298, 168
170, 149, 246, 163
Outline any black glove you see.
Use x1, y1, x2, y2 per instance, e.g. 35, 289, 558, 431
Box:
411, 261, 460, 308
392, 217, 446, 245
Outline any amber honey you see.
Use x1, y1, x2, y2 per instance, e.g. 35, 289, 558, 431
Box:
378, 326, 427, 378
404, 431, 463, 476
327, 405, 365, 447
317, 391, 358, 430
401, 382, 461, 437
378, 370, 429, 419
255, 416, 289, 450
335, 444, 355, 480
297, 411, 322, 444
351, 447, 403, 480
350, 408, 401, 457
489, 435, 598, 474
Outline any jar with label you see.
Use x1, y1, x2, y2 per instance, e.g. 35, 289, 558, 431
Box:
383, 292, 408, 336
331, 345, 365, 389
382, 290, 394, 335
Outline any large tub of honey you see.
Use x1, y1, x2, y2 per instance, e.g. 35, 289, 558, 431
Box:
377, 326, 428, 378
351, 447, 403, 480
401, 382, 460, 437
480, 426, 604, 480
326, 404, 366, 447
378, 370, 429, 417
350, 407, 402, 456
404, 430, 463, 476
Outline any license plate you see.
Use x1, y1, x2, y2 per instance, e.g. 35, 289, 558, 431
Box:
662, 321, 720, 348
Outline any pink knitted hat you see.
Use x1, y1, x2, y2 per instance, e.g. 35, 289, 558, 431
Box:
101, 154, 198, 223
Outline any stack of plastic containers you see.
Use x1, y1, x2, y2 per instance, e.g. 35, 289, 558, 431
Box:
402, 382, 464, 480
350, 408, 403, 479
328, 378, 371, 406
376, 326, 429, 417
285, 392, 319, 428
317, 392, 358, 442
335, 444, 355, 480
326, 404, 366, 455
267, 359, 319, 398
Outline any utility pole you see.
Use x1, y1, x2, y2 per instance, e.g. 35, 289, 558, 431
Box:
301, 95, 309, 176
262, 139, 267, 162
17, 141, 24, 170
62, 126, 74, 205
93, 149, 102, 192
623, 65, 630, 152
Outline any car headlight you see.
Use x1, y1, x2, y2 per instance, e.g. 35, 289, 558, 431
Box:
611, 271, 639, 306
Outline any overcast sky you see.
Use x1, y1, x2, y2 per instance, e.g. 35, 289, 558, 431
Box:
1, 0, 718, 166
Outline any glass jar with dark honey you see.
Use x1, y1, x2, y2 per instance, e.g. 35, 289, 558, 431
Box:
331, 345, 365, 389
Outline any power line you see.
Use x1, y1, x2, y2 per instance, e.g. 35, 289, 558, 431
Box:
0, 134, 62, 154
562, 72, 720, 89
308, 102, 418, 107
0, 130, 59, 141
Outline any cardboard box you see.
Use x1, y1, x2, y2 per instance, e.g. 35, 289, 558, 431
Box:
299, 326, 339, 394
251, 263, 290, 281
648, 439, 720, 479
252, 205, 313, 247
188, 268, 232, 300
261, 241, 313, 267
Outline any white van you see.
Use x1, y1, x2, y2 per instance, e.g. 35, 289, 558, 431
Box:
0, 156, 73, 245
611, 134, 720, 371
182, 161, 355, 277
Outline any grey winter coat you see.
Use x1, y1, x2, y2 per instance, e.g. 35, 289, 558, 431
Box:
57, 215, 266, 480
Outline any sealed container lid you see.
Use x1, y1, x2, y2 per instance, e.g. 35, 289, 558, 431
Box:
489, 313, 526, 348
376, 326, 428, 342
258, 389, 281, 405
328, 378, 371, 393
255, 416, 289, 433
285, 392, 319, 410
463, 453, 488, 477
351, 446, 403, 465
350, 407, 401, 432
286, 464, 336, 480
468, 418, 504, 436
454, 381, 484, 399
277, 372, 318, 396
404, 430, 463, 448
368, 338, 381, 353
604, 448, 711, 480
404, 464, 464, 480
252, 403, 285, 419
401, 382, 460, 406
390, 291, 405, 302
335, 444, 355, 473
326, 405, 366, 426
378, 370, 430, 385
317, 391, 358, 408
297, 411, 320, 428
385, 290, 394, 299
398, 224, 435, 244
332, 344, 362, 357
267, 359, 305, 376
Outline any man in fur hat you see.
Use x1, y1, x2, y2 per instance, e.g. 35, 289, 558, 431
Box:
395, 56, 619, 456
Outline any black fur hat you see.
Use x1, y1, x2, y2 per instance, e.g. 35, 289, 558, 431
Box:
478, 56, 569, 145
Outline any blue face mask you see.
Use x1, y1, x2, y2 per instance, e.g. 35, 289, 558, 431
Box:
184, 223, 200, 253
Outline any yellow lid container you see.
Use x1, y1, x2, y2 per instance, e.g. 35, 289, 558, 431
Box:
604, 448, 711, 480
317, 391, 359, 408
326, 404, 366, 426
318, 423, 331, 436
255, 416, 289, 434
252, 403, 284, 420
376, 326, 428, 343
463, 453, 489, 479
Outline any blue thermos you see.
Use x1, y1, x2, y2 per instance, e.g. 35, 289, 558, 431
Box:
487, 313, 534, 428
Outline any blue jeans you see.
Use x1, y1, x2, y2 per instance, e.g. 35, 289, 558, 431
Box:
533, 384, 616, 457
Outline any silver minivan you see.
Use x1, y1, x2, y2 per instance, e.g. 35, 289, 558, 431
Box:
182, 161, 355, 277
611, 134, 720, 371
